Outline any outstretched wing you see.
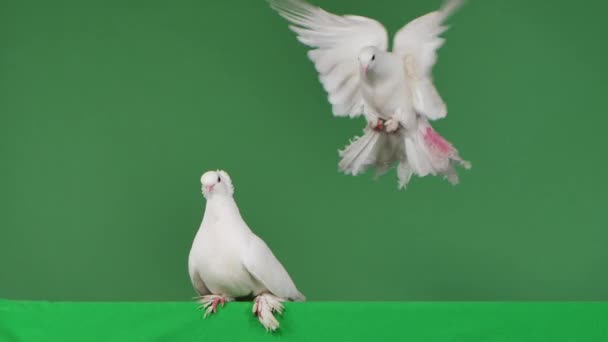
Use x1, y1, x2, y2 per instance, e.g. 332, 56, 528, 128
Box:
269, 0, 388, 118
243, 234, 305, 301
393, 0, 463, 120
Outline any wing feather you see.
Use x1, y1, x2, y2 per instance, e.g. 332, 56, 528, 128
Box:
269, 0, 388, 118
393, 0, 463, 120
243, 235, 305, 301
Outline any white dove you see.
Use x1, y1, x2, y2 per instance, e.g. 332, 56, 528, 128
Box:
269, 0, 471, 189
188, 170, 305, 331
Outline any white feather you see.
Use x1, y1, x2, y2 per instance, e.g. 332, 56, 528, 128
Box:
269, 0, 388, 118
252, 293, 284, 331
338, 128, 383, 176
393, 0, 464, 120
243, 235, 305, 301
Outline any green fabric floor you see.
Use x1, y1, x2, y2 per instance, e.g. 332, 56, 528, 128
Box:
1, 300, 607, 341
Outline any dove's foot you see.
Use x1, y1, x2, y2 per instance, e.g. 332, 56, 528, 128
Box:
197, 294, 233, 318
253, 293, 284, 332
369, 118, 385, 132
384, 119, 400, 133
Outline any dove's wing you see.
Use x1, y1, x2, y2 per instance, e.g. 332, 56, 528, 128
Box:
269, 0, 388, 118
243, 234, 304, 301
393, 0, 463, 120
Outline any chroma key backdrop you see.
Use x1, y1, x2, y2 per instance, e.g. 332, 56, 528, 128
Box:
1, 0, 607, 301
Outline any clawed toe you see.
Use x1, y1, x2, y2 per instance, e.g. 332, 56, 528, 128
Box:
369, 119, 385, 131
197, 295, 230, 318
384, 119, 400, 133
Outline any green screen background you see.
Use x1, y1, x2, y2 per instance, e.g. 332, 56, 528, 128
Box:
1, 0, 606, 301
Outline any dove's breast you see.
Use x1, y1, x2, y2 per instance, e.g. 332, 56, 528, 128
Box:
361, 57, 413, 120
188, 220, 265, 298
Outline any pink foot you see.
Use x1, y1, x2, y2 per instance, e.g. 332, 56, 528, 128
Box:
370, 119, 385, 132
211, 297, 225, 313
198, 295, 231, 318
253, 298, 261, 318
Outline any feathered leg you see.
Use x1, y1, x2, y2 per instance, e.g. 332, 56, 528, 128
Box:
403, 120, 471, 185
252, 293, 284, 332
397, 160, 414, 189
195, 294, 233, 318
338, 128, 383, 176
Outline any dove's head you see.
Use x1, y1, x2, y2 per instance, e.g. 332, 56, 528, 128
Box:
200, 170, 234, 199
358, 46, 383, 79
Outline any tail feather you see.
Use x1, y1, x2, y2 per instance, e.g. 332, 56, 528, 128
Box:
292, 291, 306, 302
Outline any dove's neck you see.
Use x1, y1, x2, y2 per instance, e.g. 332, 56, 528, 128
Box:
362, 70, 382, 85
203, 194, 242, 222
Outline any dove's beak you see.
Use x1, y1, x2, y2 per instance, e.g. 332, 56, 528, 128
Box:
204, 185, 214, 193
362, 65, 368, 76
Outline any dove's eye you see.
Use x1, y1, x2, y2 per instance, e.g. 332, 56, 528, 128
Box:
217, 176, 221, 183
371, 55, 375, 61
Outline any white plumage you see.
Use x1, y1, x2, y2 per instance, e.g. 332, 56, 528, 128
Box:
269, 0, 471, 188
188, 170, 305, 331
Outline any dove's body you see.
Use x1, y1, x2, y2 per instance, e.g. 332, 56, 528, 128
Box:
188, 170, 304, 331
189, 197, 265, 298
359, 51, 415, 127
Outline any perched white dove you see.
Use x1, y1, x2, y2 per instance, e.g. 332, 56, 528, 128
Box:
269, 0, 471, 189
188, 170, 305, 331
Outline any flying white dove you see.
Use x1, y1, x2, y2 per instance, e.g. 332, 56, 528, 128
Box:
269, 0, 471, 188
188, 170, 305, 331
